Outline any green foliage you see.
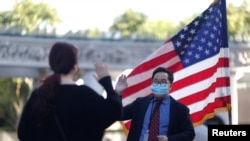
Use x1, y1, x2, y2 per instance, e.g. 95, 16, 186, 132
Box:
110, 9, 147, 39
227, 0, 250, 41
139, 20, 177, 40
0, 11, 13, 25
0, 0, 60, 34
88, 28, 101, 38
176, 14, 199, 32
109, 1, 250, 42
0, 78, 30, 131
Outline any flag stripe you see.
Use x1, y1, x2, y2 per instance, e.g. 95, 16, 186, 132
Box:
177, 77, 230, 106
171, 63, 230, 100
127, 42, 178, 78
191, 96, 231, 124
173, 48, 229, 82
188, 86, 230, 114
171, 69, 229, 100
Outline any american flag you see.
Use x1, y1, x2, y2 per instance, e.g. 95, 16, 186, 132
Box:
121, 0, 231, 132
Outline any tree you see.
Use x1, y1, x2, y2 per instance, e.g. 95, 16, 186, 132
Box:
110, 9, 147, 39
176, 14, 198, 32
0, 78, 30, 131
227, 0, 250, 42
88, 28, 101, 38
138, 20, 177, 40
0, 0, 60, 34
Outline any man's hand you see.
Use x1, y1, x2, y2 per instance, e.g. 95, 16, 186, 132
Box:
157, 135, 168, 141
115, 74, 128, 94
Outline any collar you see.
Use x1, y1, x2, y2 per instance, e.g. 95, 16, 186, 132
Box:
151, 95, 170, 104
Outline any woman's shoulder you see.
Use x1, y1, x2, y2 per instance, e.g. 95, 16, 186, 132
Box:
59, 84, 86, 89
58, 84, 99, 95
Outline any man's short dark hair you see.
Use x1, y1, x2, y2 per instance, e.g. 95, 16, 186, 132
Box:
152, 67, 174, 83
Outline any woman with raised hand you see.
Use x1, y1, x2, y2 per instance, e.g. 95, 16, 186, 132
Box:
17, 42, 122, 141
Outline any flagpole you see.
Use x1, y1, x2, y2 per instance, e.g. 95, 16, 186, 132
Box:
220, 0, 232, 125
228, 105, 232, 125
208, 0, 233, 125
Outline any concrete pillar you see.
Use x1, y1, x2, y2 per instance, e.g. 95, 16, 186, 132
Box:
230, 71, 240, 125
82, 70, 104, 96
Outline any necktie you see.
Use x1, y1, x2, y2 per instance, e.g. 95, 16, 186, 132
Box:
148, 99, 162, 141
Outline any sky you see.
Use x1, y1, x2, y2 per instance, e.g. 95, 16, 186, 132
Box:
0, 0, 245, 34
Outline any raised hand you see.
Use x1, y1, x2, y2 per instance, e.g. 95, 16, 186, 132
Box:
94, 61, 110, 80
115, 74, 128, 94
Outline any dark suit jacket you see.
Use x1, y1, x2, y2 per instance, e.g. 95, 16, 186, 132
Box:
122, 96, 195, 141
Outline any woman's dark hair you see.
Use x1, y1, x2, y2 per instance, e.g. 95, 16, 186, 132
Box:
35, 42, 78, 125
152, 67, 174, 83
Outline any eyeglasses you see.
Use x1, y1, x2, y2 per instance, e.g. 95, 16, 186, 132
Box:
152, 79, 170, 85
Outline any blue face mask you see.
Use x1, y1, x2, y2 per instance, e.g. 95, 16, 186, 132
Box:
150, 84, 169, 95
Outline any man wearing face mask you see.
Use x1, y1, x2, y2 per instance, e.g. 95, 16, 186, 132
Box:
115, 67, 195, 141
